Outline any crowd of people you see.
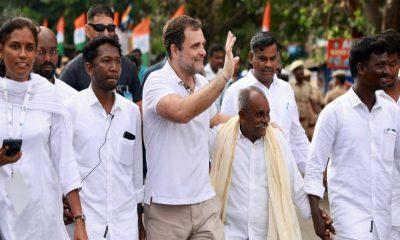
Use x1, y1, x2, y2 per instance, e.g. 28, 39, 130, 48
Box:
0, 3, 399, 240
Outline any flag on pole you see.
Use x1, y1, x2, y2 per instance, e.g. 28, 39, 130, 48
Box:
121, 4, 133, 31
74, 13, 86, 51
41, 19, 49, 27
56, 16, 65, 55
114, 11, 120, 28
131, 17, 151, 67
171, 5, 185, 19
262, 1, 271, 31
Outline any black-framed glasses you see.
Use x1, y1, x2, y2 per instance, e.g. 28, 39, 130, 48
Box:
88, 23, 116, 32
37, 48, 58, 56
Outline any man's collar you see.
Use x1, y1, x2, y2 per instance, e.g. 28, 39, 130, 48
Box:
86, 85, 124, 112
248, 70, 279, 88
348, 87, 382, 110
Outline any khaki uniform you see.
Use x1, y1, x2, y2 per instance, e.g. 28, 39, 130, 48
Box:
308, 86, 324, 138
290, 81, 313, 139
324, 85, 348, 105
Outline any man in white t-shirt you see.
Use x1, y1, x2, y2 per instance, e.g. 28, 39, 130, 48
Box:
142, 15, 238, 240
33, 27, 77, 102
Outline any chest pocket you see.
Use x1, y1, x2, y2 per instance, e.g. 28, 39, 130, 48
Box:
382, 129, 396, 162
118, 137, 135, 166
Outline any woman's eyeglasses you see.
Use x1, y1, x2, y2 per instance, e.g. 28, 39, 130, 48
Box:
88, 23, 116, 32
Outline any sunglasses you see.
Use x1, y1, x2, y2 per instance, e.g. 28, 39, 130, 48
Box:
88, 23, 116, 32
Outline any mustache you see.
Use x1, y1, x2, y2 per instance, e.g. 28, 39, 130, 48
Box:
40, 61, 55, 69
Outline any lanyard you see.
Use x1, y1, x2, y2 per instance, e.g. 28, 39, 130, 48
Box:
1, 78, 32, 139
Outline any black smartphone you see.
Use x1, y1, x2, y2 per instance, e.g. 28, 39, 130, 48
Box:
123, 131, 135, 140
2, 139, 22, 157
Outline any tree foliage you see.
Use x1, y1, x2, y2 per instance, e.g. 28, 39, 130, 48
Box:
1, 0, 399, 64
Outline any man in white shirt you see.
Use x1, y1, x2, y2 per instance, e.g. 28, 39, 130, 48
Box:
305, 36, 400, 240
142, 15, 238, 239
33, 26, 77, 102
65, 36, 144, 240
221, 31, 309, 174
210, 86, 317, 239
377, 29, 400, 240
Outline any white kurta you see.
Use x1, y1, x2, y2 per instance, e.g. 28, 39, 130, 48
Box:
0, 75, 81, 240
65, 87, 144, 240
304, 88, 400, 240
221, 71, 310, 173
209, 128, 310, 239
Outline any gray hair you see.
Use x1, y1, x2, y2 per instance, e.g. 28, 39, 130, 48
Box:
238, 86, 267, 111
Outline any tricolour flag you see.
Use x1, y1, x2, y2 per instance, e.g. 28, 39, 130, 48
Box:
74, 13, 86, 51
121, 4, 133, 31
131, 17, 151, 67
262, 1, 271, 31
56, 16, 65, 55
171, 5, 185, 19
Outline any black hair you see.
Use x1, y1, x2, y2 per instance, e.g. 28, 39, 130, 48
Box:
87, 4, 114, 22
0, 17, 38, 77
163, 15, 201, 58
208, 43, 225, 58
250, 31, 278, 53
349, 36, 387, 78
336, 75, 346, 84
82, 36, 121, 64
378, 29, 400, 57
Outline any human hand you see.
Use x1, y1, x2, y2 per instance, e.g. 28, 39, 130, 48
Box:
62, 196, 74, 225
222, 31, 239, 80
312, 208, 335, 240
0, 146, 21, 167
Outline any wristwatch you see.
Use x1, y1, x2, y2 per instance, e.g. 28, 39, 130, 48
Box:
73, 214, 86, 223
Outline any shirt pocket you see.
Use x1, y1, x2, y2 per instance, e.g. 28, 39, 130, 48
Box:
118, 138, 135, 166
382, 131, 396, 162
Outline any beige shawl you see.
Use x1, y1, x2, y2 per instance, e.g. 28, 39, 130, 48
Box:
210, 116, 302, 240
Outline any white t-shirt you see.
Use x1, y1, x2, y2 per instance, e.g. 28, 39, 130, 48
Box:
143, 61, 216, 205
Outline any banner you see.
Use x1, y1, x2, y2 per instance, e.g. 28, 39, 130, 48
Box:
326, 38, 352, 69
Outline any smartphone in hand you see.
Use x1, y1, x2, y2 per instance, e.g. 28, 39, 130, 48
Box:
2, 139, 22, 157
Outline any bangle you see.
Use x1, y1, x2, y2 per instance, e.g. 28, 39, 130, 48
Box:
220, 72, 229, 82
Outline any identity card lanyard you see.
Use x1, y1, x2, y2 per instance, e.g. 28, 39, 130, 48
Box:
1, 77, 32, 177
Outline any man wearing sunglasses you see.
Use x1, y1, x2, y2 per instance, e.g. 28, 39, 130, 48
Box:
60, 4, 142, 106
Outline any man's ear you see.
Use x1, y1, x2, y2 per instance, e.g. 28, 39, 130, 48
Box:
170, 44, 179, 59
239, 109, 246, 122
357, 62, 365, 77
85, 62, 93, 77
0, 43, 4, 59
248, 51, 253, 65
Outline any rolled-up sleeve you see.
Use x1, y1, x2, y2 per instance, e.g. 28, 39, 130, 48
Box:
49, 113, 81, 195
304, 105, 336, 199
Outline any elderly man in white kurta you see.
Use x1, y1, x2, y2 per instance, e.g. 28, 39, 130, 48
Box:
210, 87, 311, 240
